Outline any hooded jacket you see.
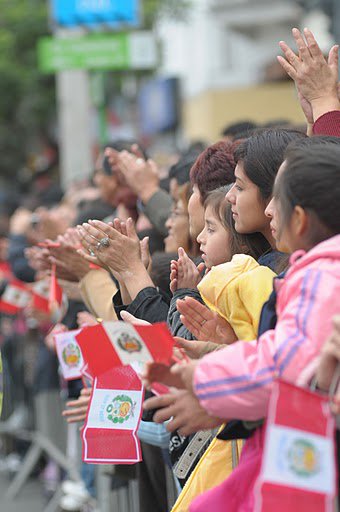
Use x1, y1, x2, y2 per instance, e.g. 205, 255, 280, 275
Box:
194, 235, 340, 421
197, 254, 276, 341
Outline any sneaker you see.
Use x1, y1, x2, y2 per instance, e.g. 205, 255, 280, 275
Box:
60, 492, 90, 511
61, 480, 90, 500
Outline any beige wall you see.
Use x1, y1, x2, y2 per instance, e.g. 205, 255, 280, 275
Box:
182, 82, 306, 143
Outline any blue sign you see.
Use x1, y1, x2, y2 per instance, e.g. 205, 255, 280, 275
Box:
138, 78, 180, 135
51, 0, 140, 28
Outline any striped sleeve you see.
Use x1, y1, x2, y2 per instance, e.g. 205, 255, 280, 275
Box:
194, 268, 338, 421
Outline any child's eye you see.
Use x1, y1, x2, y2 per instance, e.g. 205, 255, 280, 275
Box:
235, 184, 243, 192
207, 228, 214, 234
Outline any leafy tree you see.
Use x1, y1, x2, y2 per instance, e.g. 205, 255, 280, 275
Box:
0, 0, 54, 180
0, 0, 191, 182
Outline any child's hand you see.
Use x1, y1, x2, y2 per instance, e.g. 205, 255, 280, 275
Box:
176, 247, 205, 290
316, 316, 340, 391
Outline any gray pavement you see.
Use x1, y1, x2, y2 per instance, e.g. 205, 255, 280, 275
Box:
0, 472, 46, 512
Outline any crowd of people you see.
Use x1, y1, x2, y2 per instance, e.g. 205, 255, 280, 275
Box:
0, 27, 340, 511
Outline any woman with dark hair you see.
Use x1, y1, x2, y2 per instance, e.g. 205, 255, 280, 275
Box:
178, 129, 306, 339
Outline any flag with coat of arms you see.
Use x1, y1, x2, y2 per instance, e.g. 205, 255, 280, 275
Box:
82, 365, 144, 464
54, 329, 83, 380
76, 321, 175, 377
255, 379, 337, 512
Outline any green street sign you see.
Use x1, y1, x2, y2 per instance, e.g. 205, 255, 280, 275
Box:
38, 31, 157, 73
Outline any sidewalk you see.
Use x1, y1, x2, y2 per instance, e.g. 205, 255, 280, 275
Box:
0, 472, 45, 512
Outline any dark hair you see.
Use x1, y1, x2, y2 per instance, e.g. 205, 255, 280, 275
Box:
222, 121, 257, 139
150, 252, 178, 299
276, 144, 340, 244
234, 129, 307, 200
169, 147, 203, 186
190, 141, 236, 203
204, 186, 271, 261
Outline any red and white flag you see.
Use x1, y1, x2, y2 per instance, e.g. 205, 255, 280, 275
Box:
82, 365, 144, 464
49, 263, 67, 322
54, 329, 84, 380
31, 279, 51, 314
76, 321, 174, 378
255, 380, 337, 512
0, 279, 31, 315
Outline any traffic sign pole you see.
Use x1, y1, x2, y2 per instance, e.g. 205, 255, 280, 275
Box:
56, 68, 93, 188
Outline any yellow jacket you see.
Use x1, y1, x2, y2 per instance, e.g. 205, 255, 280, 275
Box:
79, 269, 118, 321
172, 255, 276, 512
197, 254, 276, 341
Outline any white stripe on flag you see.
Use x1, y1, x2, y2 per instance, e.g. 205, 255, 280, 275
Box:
55, 330, 83, 380
103, 322, 154, 365
86, 388, 142, 431
261, 424, 335, 494
2, 286, 30, 308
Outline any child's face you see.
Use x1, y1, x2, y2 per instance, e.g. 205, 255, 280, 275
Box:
265, 162, 294, 254
197, 205, 232, 268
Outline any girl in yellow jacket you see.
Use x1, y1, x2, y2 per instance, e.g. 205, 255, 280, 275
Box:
170, 187, 276, 511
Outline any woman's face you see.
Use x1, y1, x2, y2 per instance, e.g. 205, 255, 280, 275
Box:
187, 185, 205, 240
226, 162, 271, 240
197, 205, 232, 268
164, 199, 190, 253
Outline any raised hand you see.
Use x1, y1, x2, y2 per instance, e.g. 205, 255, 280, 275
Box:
176, 296, 238, 344
278, 28, 339, 122
105, 148, 160, 204
78, 218, 142, 278
176, 247, 205, 290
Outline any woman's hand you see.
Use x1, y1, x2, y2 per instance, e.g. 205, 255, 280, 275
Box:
78, 218, 142, 278
176, 296, 238, 344
77, 311, 99, 328
44, 323, 67, 351
143, 389, 223, 436
62, 387, 92, 424
278, 28, 340, 122
120, 310, 151, 326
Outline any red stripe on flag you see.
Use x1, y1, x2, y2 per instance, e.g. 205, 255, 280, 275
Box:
49, 263, 63, 310
76, 325, 121, 377
260, 483, 329, 512
82, 428, 141, 464
134, 322, 174, 365
271, 380, 330, 436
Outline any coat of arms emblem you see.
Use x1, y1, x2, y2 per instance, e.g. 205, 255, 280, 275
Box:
106, 395, 136, 424
117, 332, 142, 353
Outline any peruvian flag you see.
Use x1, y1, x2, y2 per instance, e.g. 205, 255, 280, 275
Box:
49, 263, 66, 322
76, 321, 174, 378
255, 380, 337, 512
82, 365, 144, 464
54, 329, 83, 381
31, 278, 50, 314
0, 279, 31, 315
